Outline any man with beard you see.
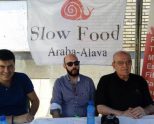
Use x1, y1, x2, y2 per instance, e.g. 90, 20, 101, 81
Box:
50, 54, 95, 117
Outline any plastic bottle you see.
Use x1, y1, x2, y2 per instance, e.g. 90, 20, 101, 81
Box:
87, 100, 95, 124
0, 115, 8, 124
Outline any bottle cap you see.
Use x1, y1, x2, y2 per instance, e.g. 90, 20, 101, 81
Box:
88, 100, 94, 105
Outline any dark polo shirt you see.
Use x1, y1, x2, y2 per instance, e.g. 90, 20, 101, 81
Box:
96, 72, 153, 110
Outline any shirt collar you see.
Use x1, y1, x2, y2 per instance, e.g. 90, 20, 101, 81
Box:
66, 74, 80, 82
114, 71, 130, 82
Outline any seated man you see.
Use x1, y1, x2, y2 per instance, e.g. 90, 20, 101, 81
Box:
96, 50, 154, 119
50, 54, 95, 117
0, 49, 39, 124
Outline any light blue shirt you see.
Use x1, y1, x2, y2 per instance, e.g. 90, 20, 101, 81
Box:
50, 74, 95, 117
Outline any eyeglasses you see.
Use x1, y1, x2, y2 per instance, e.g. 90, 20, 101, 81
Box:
66, 61, 80, 67
114, 60, 132, 66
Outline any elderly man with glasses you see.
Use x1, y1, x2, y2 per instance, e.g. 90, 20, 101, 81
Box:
50, 53, 95, 118
96, 50, 154, 119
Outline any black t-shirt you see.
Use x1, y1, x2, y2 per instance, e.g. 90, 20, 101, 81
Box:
96, 72, 153, 111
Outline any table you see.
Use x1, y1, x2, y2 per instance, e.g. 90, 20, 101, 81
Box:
30, 115, 154, 124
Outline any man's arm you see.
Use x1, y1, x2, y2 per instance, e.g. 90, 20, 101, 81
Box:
13, 91, 40, 123
144, 104, 154, 115
125, 105, 154, 119
50, 79, 63, 118
6, 113, 36, 124
5, 91, 39, 124
50, 102, 62, 118
88, 78, 95, 100
27, 91, 40, 116
97, 104, 154, 119
97, 104, 135, 118
97, 104, 123, 116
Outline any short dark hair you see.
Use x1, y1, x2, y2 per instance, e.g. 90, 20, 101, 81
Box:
0, 49, 15, 62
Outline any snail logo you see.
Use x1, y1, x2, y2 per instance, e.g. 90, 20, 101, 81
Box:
61, 0, 94, 20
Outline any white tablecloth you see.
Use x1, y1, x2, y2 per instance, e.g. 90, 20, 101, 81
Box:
30, 115, 154, 124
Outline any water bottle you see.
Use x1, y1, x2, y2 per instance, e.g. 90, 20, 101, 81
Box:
87, 100, 95, 124
0, 115, 8, 124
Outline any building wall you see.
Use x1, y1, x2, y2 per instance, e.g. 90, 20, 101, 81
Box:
123, 0, 151, 51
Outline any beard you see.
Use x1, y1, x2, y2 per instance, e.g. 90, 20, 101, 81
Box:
66, 68, 79, 77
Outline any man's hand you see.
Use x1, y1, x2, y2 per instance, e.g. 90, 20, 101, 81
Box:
121, 108, 136, 118
14, 113, 34, 124
121, 107, 146, 119
51, 109, 61, 118
129, 107, 146, 118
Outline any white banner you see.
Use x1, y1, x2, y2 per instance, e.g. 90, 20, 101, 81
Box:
27, 0, 126, 65
142, 0, 154, 100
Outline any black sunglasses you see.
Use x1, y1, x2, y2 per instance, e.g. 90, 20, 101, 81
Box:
66, 61, 80, 67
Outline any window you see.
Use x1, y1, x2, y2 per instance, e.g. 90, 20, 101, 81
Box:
0, 1, 29, 51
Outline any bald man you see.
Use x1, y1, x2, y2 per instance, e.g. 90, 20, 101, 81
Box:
96, 51, 154, 119
50, 54, 95, 117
